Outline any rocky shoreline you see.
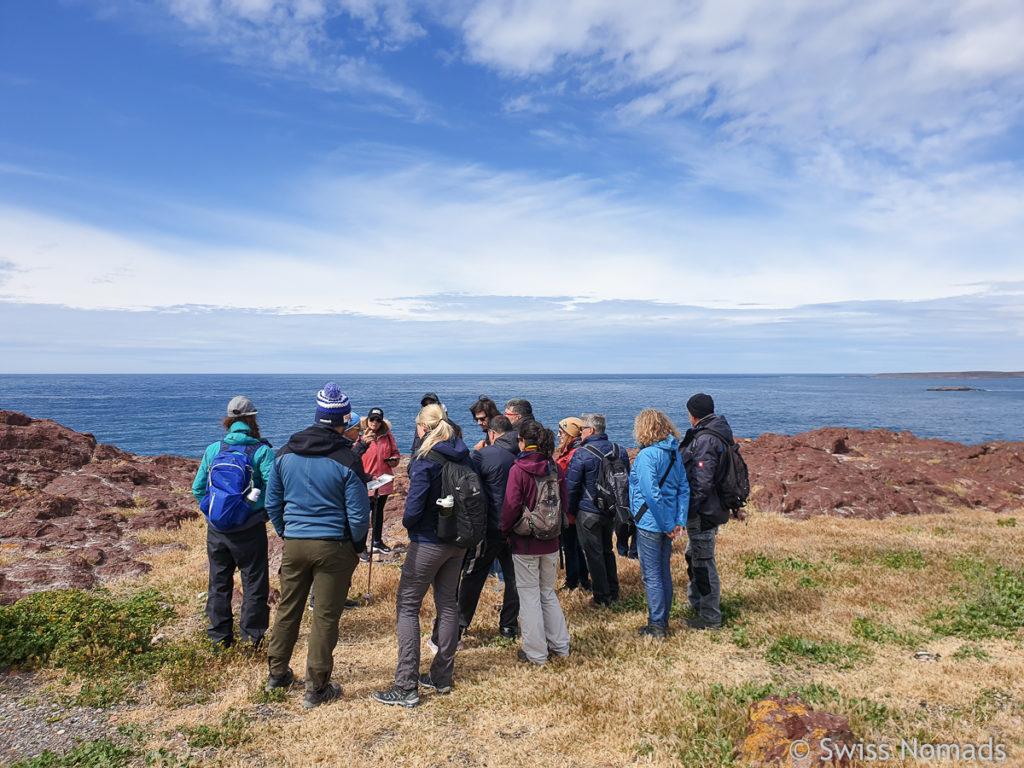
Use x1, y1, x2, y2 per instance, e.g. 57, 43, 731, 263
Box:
1, 409, 1020, 604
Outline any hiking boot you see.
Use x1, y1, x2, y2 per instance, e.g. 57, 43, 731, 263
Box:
344, 598, 358, 609
638, 624, 668, 640
685, 616, 722, 631
517, 649, 545, 665
359, 552, 371, 563
266, 667, 295, 691
373, 685, 420, 708
589, 597, 612, 609
372, 541, 392, 554
418, 673, 452, 694
499, 625, 519, 640
303, 682, 342, 709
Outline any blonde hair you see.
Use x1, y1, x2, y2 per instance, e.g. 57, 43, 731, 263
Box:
415, 403, 454, 459
633, 408, 680, 448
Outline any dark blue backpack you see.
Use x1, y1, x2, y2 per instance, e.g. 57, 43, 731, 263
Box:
200, 442, 260, 532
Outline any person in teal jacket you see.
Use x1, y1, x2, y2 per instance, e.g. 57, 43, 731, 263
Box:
628, 408, 689, 639
192, 396, 274, 650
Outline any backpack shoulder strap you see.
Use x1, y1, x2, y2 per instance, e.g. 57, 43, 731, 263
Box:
425, 450, 448, 466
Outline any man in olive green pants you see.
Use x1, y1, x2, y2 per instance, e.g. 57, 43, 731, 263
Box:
264, 384, 370, 708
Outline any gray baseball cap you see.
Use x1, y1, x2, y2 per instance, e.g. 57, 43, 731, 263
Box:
226, 395, 258, 417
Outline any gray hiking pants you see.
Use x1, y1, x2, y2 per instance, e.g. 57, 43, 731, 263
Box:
685, 524, 721, 624
513, 552, 570, 663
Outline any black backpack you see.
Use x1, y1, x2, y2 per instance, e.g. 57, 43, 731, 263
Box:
703, 429, 750, 518
427, 452, 487, 549
582, 443, 630, 525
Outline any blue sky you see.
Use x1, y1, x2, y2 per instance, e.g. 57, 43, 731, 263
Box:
1, 0, 1022, 373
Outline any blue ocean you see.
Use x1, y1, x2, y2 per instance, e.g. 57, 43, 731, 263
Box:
0, 374, 1021, 458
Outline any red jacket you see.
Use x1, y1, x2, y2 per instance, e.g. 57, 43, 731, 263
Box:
500, 451, 567, 555
555, 440, 580, 523
360, 425, 400, 496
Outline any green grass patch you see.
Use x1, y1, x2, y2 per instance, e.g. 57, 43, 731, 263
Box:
851, 617, 922, 648
6, 738, 134, 768
0, 588, 173, 673
179, 708, 251, 749
765, 635, 866, 669
742, 552, 816, 579
996, 517, 1016, 528
875, 548, 927, 570
929, 563, 1024, 640
952, 643, 991, 661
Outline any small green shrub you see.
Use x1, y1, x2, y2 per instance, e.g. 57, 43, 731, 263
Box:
996, 517, 1016, 528
765, 635, 866, 669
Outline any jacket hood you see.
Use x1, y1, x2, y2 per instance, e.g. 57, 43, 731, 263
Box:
493, 431, 519, 455
515, 451, 554, 476
696, 414, 734, 442
650, 435, 680, 453
361, 417, 392, 436
426, 436, 470, 462
285, 424, 355, 457
223, 421, 263, 446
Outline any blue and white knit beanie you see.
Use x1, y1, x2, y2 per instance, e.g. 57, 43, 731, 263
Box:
315, 382, 352, 427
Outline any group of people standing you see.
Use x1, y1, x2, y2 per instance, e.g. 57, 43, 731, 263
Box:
192, 385, 737, 709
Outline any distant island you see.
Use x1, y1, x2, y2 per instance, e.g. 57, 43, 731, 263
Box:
875, 371, 1024, 378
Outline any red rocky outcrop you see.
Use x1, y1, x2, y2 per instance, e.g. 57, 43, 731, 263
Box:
0, 410, 199, 604
742, 427, 1023, 519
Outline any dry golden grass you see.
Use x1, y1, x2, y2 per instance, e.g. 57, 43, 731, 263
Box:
103, 508, 1024, 767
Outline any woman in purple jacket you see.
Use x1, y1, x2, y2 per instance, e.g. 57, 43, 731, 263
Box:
500, 420, 571, 665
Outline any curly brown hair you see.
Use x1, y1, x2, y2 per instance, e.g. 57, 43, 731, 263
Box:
633, 408, 679, 448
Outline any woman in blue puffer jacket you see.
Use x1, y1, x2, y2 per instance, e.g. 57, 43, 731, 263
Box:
629, 408, 689, 639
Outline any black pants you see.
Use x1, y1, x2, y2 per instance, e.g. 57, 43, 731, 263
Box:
368, 494, 388, 545
206, 523, 270, 646
458, 539, 519, 634
616, 520, 638, 559
576, 511, 619, 604
560, 523, 590, 588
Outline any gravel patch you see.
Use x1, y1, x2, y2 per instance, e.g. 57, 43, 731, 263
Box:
0, 671, 123, 764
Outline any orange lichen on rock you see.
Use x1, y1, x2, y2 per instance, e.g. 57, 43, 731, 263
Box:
735, 695, 856, 767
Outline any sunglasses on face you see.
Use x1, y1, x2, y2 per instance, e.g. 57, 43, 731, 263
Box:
368, 417, 382, 423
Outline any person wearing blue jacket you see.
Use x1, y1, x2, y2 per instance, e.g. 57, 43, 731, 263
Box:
374, 403, 476, 708
264, 383, 369, 709
192, 396, 274, 652
629, 409, 689, 639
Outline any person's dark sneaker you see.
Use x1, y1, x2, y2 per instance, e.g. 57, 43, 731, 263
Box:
685, 616, 722, 631
303, 682, 342, 709
499, 625, 519, 640
372, 541, 393, 554
266, 667, 295, 691
558, 583, 577, 591
373, 685, 420, 707
589, 597, 611, 608
344, 598, 358, 609
359, 551, 371, 563
638, 624, 668, 640
516, 649, 545, 665
418, 673, 452, 694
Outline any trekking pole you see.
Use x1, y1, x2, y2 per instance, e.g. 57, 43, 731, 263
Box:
365, 542, 373, 602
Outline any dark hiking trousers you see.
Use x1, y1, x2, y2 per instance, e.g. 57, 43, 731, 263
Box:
268, 538, 358, 692
394, 541, 464, 691
450, 538, 519, 637
560, 523, 590, 588
205, 523, 270, 647
576, 511, 619, 605
369, 494, 388, 544
685, 523, 721, 624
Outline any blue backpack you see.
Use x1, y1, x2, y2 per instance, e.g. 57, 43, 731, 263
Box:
200, 442, 260, 532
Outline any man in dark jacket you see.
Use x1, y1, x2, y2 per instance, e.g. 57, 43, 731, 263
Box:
565, 413, 629, 606
458, 415, 520, 638
410, 392, 462, 454
680, 393, 731, 630
264, 383, 370, 708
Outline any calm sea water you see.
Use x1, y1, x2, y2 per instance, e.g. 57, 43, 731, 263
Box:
0, 374, 1021, 457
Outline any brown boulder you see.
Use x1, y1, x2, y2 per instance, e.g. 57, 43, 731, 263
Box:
735, 695, 857, 767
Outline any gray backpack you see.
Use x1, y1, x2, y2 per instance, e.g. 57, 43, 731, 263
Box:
512, 466, 565, 541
